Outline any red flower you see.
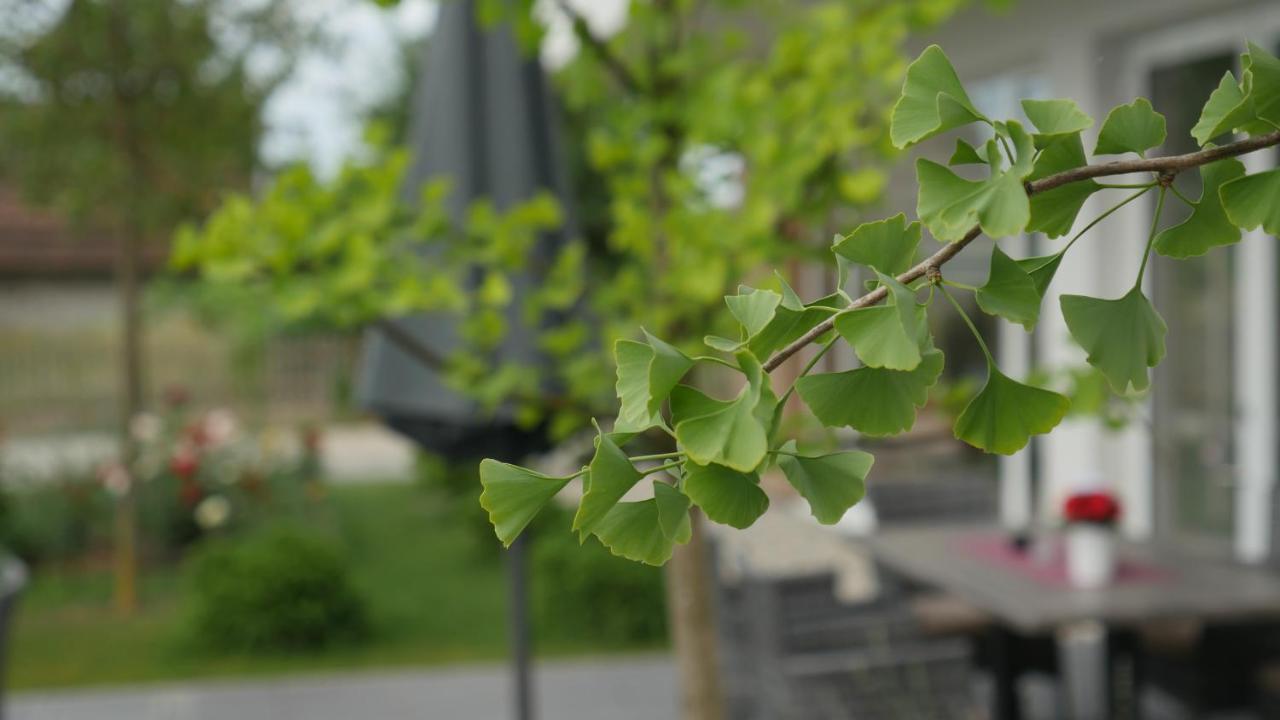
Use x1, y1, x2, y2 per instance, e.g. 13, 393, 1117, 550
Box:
1063, 491, 1121, 524
170, 449, 200, 480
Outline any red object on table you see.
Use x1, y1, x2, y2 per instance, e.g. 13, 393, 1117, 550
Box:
1063, 490, 1121, 525
961, 532, 1167, 589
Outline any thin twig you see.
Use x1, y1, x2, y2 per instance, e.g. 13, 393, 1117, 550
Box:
552, 0, 641, 94
761, 130, 1280, 372
374, 318, 447, 371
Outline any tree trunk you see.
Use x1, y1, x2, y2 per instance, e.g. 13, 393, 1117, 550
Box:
665, 510, 724, 720
112, 227, 143, 615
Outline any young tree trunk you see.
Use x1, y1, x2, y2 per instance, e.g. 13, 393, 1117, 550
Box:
112, 228, 143, 615
665, 510, 725, 720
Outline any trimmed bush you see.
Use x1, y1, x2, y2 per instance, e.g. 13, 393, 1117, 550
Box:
185, 527, 368, 652
531, 508, 668, 646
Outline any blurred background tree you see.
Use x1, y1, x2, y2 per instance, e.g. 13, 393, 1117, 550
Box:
176, 1, 974, 716
0, 0, 304, 613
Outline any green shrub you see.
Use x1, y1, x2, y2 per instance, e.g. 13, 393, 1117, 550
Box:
185, 527, 369, 652
1, 479, 110, 566
531, 508, 667, 646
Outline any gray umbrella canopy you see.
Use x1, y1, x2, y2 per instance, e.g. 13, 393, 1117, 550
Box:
357, 0, 573, 458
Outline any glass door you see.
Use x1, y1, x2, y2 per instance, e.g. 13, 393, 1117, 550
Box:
1149, 53, 1237, 555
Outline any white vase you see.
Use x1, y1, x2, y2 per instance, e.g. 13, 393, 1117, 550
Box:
1066, 524, 1115, 589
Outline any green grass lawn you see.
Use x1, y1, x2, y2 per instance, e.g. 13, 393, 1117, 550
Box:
10, 482, 661, 691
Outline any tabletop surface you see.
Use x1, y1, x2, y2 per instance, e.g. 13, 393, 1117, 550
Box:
868, 524, 1280, 634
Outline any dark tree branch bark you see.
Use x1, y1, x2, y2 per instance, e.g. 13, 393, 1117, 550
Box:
761, 130, 1280, 373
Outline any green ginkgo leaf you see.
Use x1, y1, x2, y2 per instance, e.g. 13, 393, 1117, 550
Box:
949, 138, 988, 165
671, 385, 769, 472
975, 245, 1041, 330
1027, 134, 1100, 238
614, 332, 694, 432
1246, 41, 1280, 127
683, 463, 768, 529
890, 45, 984, 149
1021, 98, 1093, 149
1154, 157, 1245, 258
1094, 98, 1166, 156
594, 484, 691, 566
572, 431, 643, 540
1221, 167, 1280, 236
1192, 70, 1257, 146
916, 159, 1030, 242
1061, 287, 1167, 394
1014, 253, 1064, 296
777, 442, 874, 524
479, 460, 573, 546
953, 366, 1069, 454
747, 282, 843, 358
795, 349, 944, 436
834, 272, 927, 370
726, 287, 782, 338
832, 213, 921, 276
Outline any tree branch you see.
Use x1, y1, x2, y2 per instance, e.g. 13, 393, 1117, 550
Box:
373, 318, 447, 371
552, 0, 641, 94
762, 130, 1280, 373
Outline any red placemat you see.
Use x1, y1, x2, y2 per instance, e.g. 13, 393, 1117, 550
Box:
960, 532, 1170, 588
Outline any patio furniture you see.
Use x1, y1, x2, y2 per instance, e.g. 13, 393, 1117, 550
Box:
716, 571, 977, 719
869, 523, 1280, 720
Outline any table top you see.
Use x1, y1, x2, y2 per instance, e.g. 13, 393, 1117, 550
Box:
868, 524, 1280, 634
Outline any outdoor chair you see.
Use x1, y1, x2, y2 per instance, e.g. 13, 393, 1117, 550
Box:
716, 570, 977, 720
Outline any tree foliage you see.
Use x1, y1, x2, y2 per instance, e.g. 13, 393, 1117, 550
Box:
482, 42, 1280, 565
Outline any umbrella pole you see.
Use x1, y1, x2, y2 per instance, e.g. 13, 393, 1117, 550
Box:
508, 533, 534, 720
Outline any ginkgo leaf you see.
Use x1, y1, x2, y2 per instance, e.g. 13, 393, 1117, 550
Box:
832, 213, 921, 276
1061, 287, 1167, 394
1155, 157, 1245, 258
670, 385, 768, 472
1221, 167, 1280, 236
654, 482, 692, 540
975, 245, 1041, 330
1027, 134, 1100, 238
890, 45, 984, 149
1246, 41, 1280, 128
834, 272, 927, 370
1014, 253, 1064, 296
953, 366, 1070, 455
726, 287, 782, 338
1094, 98, 1166, 156
748, 292, 843, 358
614, 332, 694, 432
1021, 98, 1093, 149
949, 138, 987, 165
834, 305, 925, 371
777, 442, 874, 524
594, 484, 691, 566
916, 159, 1030, 242
1192, 70, 1257, 146
572, 431, 643, 540
479, 460, 573, 546
795, 349, 944, 436
683, 463, 769, 529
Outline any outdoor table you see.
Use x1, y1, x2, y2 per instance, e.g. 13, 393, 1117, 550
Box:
868, 523, 1280, 720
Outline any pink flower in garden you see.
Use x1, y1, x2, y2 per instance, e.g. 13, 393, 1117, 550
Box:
202, 408, 238, 448
97, 462, 132, 497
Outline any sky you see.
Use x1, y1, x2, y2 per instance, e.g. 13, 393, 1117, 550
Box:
265, 0, 628, 177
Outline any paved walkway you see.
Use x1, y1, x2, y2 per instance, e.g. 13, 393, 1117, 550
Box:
11, 657, 677, 720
